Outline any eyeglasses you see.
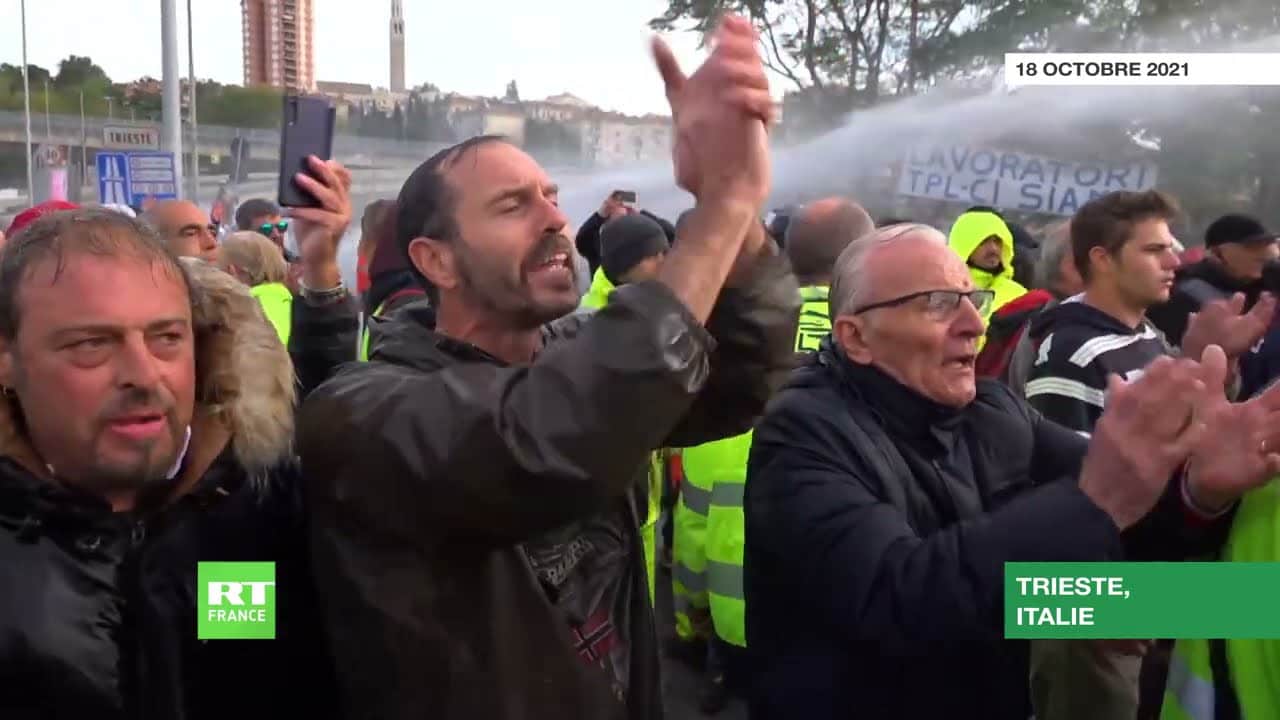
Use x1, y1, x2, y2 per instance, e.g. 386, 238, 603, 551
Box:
259, 221, 289, 235
853, 289, 996, 319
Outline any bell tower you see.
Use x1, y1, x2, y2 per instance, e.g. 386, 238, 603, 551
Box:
390, 0, 406, 92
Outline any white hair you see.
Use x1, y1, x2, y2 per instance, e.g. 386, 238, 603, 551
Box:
829, 223, 948, 318
1035, 221, 1072, 291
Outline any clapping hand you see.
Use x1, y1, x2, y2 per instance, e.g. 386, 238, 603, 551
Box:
1182, 292, 1276, 366
1079, 355, 1209, 529
651, 15, 773, 208
1185, 344, 1280, 511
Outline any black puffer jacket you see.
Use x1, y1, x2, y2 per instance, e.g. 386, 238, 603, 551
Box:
744, 342, 1229, 720
0, 260, 340, 719
299, 254, 800, 720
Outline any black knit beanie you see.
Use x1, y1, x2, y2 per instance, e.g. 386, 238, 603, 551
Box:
600, 214, 670, 284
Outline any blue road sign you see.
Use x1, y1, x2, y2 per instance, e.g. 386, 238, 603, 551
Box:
97, 151, 178, 207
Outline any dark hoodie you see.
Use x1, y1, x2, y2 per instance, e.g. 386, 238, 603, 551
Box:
1147, 258, 1263, 347
1024, 299, 1172, 434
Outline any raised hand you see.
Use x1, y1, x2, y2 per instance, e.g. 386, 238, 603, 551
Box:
1185, 344, 1280, 511
599, 194, 629, 220
1079, 355, 1208, 529
287, 156, 353, 289
651, 15, 772, 208
1182, 292, 1276, 363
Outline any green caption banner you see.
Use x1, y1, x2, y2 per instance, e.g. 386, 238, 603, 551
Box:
1005, 562, 1280, 639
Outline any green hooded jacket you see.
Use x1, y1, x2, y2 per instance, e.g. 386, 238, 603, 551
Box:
947, 210, 1028, 325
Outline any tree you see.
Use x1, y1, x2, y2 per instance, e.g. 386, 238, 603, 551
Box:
198, 84, 283, 128
0, 63, 51, 95
651, 0, 971, 103
505, 79, 520, 102
54, 55, 110, 90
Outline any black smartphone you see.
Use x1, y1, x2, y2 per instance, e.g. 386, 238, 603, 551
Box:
613, 190, 637, 204
278, 95, 336, 208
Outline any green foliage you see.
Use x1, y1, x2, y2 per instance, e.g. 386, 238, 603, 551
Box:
198, 84, 284, 129
54, 55, 110, 90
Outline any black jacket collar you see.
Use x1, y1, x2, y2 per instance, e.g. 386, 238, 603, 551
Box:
818, 338, 965, 453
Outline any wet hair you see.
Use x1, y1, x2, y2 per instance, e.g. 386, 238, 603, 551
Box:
1071, 190, 1180, 282
395, 135, 512, 303
219, 231, 289, 286
785, 200, 876, 284
235, 198, 281, 231
0, 207, 193, 340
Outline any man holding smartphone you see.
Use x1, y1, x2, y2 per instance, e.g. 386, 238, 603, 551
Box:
575, 190, 676, 275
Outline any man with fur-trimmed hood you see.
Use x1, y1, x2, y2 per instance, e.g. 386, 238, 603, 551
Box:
0, 208, 338, 719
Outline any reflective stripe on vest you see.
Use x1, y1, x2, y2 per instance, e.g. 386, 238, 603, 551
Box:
1162, 648, 1215, 720
796, 286, 830, 352
672, 453, 713, 641
1164, 481, 1280, 720
702, 431, 751, 648
681, 481, 711, 515
251, 282, 293, 346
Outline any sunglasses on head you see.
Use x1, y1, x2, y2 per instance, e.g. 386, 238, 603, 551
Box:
260, 221, 289, 235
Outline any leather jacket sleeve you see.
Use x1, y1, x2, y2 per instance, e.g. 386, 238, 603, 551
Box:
664, 252, 800, 447
300, 273, 767, 545
290, 292, 360, 399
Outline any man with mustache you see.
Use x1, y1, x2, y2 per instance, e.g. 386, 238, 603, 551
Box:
0, 157, 354, 718
297, 15, 799, 720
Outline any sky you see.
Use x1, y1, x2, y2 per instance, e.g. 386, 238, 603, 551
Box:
0, 0, 758, 116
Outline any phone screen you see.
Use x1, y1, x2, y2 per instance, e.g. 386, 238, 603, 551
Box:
614, 190, 638, 204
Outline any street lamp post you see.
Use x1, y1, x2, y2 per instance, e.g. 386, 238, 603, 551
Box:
160, 0, 186, 198
43, 78, 52, 140
186, 0, 200, 201
80, 90, 88, 194
20, 0, 34, 203
105, 96, 115, 120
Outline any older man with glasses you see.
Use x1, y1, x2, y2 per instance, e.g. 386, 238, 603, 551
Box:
741, 222, 1280, 720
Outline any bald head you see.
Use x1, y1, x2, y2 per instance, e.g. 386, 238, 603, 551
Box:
144, 200, 218, 263
786, 198, 875, 285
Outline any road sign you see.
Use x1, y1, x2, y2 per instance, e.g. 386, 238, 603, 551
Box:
103, 125, 160, 150
35, 144, 68, 168
97, 151, 178, 207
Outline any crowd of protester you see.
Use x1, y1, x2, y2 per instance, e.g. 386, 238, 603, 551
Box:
4, 13, 1280, 720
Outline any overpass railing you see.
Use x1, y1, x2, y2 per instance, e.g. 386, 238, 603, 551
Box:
0, 110, 445, 161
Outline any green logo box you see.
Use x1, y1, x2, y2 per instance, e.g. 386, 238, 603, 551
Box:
1005, 562, 1280, 640
197, 561, 276, 640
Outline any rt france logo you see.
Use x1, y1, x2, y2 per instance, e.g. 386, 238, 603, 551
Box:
197, 561, 276, 640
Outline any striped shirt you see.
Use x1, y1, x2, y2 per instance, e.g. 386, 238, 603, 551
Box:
1024, 298, 1173, 434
